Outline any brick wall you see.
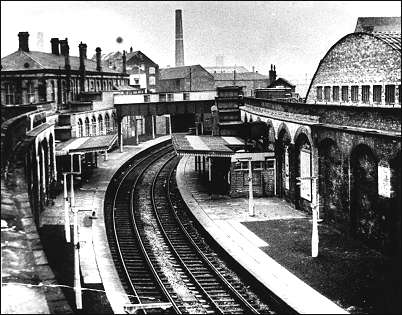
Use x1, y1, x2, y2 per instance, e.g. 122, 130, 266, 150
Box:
306, 33, 401, 106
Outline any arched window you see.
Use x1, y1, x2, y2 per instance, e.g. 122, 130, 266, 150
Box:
96, 81, 100, 91
91, 116, 97, 136
51, 80, 55, 101
105, 113, 110, 134
112, 112, 117, 131
98, 115, 104, 135
77, 118, 83, 137
85, 117, 90, 136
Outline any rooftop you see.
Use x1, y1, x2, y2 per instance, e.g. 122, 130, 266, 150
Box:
1, 50, 122, 73
160, 65, 213, 80
213, 72, 269, 81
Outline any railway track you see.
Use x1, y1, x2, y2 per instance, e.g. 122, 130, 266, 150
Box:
104, 141, 291, 314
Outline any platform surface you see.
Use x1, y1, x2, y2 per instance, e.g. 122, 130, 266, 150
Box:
176, 155, 348, 314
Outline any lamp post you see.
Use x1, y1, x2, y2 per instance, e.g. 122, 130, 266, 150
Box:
297, 176, 319, 257
63, 173, 71, 243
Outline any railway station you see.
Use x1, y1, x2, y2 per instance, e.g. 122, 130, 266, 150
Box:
1, 4, 401, 315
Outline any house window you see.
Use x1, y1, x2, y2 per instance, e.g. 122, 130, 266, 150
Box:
134, 78, 139, 84
38, 79, 47, 102
77, 119, 83, 137
144, 95, 150, 102
351, 85, 359, 102
27, 80, 35, 103
85, 118, 90, 136
253, 161, 263, 170
316, 86, 322, 100
373, 85, 382, 103
98, 115, 104, 134
91, 116, 97, 135
341, 86, 348, 102
175, 79, 181, 89
5, 83, 15, 105
159, 93, 166, 102
324, 86, 330, 101
332, 86, 339, 101
50, 81, 55, 101
183, 92, 190, 100
105, 114, 111, 133
90, 80, 94, 90
149, 67, 155, 74
362, 85, 370, 103
167, 93, 174, 101
149, 76, 155, 85
234, 161, 249, 171
385, 85, 395, 104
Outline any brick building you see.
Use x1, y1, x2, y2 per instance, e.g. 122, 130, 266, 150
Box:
159, 65, 215, 92
305, 32, 401, 107
93, 48, 159, 92
1, 32, 129, 110
213, 71, 269, 96
1, 32, 133, 215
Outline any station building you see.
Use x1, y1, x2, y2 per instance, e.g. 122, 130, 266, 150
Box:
1, 32, 134, 223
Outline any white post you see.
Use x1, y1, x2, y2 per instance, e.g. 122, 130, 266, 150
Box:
208, 157, 211, 182
104, 150, 108, 161
248, 159, 255, 216
70, 155, 75, 208
135, 117, 139, 145
151, 115, 155, 139
168, 115, 172, 135
311, 177, 319, 257
63, 173, 70, 243
73, 208, 82, 309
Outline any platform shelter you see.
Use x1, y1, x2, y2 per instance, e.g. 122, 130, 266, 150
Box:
55, 134, 118, 182
172, 134, 275, 196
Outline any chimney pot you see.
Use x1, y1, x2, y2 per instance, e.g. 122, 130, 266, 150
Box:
59, 38, 69, 56
130, 46, 133, 53
79, 42, 87, 72
122, 50, 127, 74
50, 38, 60, 55
96, 47, 102, 72
18, 32, 29, 52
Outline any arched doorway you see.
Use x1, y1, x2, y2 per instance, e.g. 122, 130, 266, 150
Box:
318, 138, 346, 226
350, 144, 378, 241
294, 132, 312, 210
276, 125, 292, 199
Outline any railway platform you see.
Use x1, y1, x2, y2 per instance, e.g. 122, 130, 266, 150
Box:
40, 135, 171, 314
176, 155, 349, 314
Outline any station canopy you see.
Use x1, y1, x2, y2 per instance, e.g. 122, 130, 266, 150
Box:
172, 134, 245, 157
56, 134, 118, 156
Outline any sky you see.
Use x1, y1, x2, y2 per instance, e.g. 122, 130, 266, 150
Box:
1, 1, 401, 87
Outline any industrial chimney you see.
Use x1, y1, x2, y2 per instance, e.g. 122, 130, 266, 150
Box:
175, 9, 184, 67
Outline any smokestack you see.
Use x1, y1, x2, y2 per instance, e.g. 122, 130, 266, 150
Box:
50, 38, 60, 55
18, 32, 29, 52
96, 47, 102, 72
175, 9, 184, 67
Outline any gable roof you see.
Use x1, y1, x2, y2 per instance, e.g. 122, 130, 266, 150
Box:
160, 65, 213, 80
1, 50, 122, 73
268, 77, 295, 88
213, 72, 268, 81
91, 50, 158, 66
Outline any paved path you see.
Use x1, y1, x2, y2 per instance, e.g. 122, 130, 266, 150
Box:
176, 156, 348, 314
40, 136, 171, 314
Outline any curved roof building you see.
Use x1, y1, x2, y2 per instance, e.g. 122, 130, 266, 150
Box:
305, 31, 401, 107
